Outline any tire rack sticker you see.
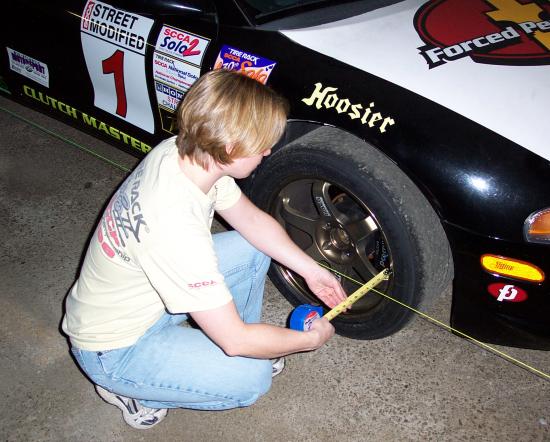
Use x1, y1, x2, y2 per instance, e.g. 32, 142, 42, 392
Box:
7, 48, 49, 87
213, 45, 276, 84
153, 25, 209, 134
80, 0, 155, 133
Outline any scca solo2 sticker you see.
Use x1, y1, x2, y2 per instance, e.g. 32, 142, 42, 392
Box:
415, 0, 550, 68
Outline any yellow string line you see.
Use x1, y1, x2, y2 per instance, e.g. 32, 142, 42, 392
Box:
318, 262, 550, 381
23, 10, 550, 381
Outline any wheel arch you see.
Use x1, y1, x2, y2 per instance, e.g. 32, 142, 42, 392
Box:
252, 121, 455, 306
272, 120, 448, 223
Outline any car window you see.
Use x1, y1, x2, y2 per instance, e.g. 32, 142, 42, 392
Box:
236, 0, 404, 27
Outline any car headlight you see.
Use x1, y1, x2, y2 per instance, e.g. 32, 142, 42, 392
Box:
524, 208, 550, 244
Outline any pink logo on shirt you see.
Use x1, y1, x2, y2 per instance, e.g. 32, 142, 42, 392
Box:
188, 280, 217, 289
97, 226, 115, 258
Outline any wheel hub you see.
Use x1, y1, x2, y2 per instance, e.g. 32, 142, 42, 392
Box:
330, 226, 351, 249
318, 222, 355, 262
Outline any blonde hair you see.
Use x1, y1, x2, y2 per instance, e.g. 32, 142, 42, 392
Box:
176, 69, 289, 169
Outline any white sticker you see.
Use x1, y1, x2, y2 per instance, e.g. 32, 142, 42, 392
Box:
80, 0, 155, 133
155, 25, 210, 66
154, 82, 184, 112
153, 52, 200, 92
7, 48, 49, 87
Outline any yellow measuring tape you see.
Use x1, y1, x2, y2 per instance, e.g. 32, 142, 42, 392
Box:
2, 104, 547, 381
324, 269, 390, 320
319, 263, 550, 381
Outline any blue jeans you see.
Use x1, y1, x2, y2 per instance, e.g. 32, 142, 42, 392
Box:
71, 231, 273, 410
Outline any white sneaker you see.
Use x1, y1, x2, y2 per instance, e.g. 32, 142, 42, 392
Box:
271, 357, 285, 377
95, 385, 168, 430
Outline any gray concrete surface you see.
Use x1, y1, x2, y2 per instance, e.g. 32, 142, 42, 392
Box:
0, 94, 549, 442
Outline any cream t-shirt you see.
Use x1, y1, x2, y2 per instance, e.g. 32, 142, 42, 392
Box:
62, 137, 241, 351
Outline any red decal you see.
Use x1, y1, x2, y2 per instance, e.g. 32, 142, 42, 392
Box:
415, 0, 550, 68
487, 283, 528, 302
82, 1, 95, 30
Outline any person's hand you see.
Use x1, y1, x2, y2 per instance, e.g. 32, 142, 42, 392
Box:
307, 317, 335, 349
304, 266, 347, 308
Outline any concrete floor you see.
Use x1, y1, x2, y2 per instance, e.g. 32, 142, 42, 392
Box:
0, 94, 549, 442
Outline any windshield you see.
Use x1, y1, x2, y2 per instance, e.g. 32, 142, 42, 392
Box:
236, 0, 403, 27
243, 0, 332, 16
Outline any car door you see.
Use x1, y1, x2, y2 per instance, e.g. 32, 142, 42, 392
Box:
1, 0, 219, 154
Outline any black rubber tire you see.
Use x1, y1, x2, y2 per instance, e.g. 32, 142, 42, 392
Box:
249, 127, 452, 339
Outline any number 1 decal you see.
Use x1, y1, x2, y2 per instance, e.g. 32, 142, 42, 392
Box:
102, 50, 127, 118
80, 0, 155, 133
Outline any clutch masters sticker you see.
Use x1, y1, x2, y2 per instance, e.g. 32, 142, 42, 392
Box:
213, 45, 276, 84
153, 25, 210, 134
7, 48, 49, 87
415, 0, 550, 68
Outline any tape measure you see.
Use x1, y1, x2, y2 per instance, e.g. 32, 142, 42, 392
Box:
290, 268, 391, 331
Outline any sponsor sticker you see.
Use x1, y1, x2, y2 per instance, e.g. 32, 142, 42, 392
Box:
81, 0, 151, 55
7, 48, 49, 87
80, 0, 155, 132
155, 82, 184, 112
22, 84, 151, 153
155, 25, 210, 66
487, 283, 528, 302
152, 25, 209, 134
415, 0, 550, 68
213, 45, 276, 84
153, 52, 200, 99
302, 82, 395, 133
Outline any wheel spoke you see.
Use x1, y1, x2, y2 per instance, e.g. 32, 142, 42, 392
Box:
304, 242, 328, 264
280, 198, 317, 236
345, 215, 378, 249
311, 182, 347, 224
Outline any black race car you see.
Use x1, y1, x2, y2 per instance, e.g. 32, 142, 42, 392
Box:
1, 0, 549, 348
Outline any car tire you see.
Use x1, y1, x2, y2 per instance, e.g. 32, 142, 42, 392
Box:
249, 126, 453, 339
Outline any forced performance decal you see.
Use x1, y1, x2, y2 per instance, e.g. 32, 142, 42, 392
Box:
487, 283, 528, 302
415, 0, 550, 68
213, 45, 276, 84
7, 48, 49, 87
302, 83, 395, 133
81, 0, 155, 133
22, 85, 151, 153
154, 25, 210, 134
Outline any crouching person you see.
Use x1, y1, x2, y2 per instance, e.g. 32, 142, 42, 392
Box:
62, 69, 346, 429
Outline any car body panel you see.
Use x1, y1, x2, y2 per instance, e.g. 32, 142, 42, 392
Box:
1, 0, 548, 348
281, 0, 550, 162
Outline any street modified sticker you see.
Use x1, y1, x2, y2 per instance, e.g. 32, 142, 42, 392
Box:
80, 0, 155, 133
213, 45, 276, 84
153, 25, 209, 134
487, 283, 528, 302
7, 48, 49, 87
415, 0, 550, 68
